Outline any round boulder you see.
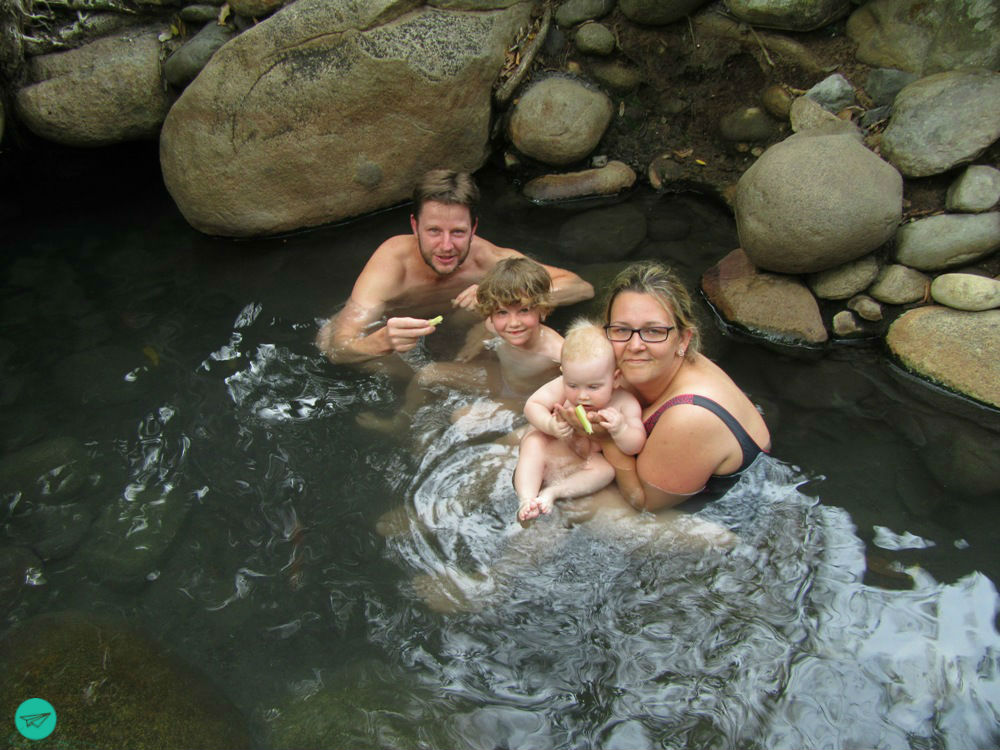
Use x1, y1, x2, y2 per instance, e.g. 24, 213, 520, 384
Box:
735, 131, 902, 273
509, 77, 613, 166
880, 69, 1000, 178
886, 306, 1000, 408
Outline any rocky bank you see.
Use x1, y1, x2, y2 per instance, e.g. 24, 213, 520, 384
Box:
1, 0, 998, 409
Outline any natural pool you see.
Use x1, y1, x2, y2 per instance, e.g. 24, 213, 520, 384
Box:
2, 146, 999, 749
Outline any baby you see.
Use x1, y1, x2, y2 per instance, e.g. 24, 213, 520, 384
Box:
514, 320, 645, 521
357, 257, 563, 432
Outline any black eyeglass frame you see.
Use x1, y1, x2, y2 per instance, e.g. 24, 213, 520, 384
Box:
603, 325, 676, 343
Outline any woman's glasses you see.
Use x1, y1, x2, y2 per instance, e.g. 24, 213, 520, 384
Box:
604, 325, 675, 343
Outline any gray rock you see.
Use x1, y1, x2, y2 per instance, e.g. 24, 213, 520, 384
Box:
832, 309, 863, 336
868, 264, 929, 304
930, 273, 1000, 311
15, 25, 173, 147
555, 0, 615, 28
619, 0, 713, 25
575, 22, 615, 55
920, 423, 1000, 498
895, 212, 1000, 270
585, 58, 643, 93
847, 294, 883, 321
702, 249, 828, 344
735, 131, 902, 274
881, 69, 1000, 178
946, 165, 1000, 213
886, 306, 1000, 408
164, 20, 236, 88
808, 255, 880, 299
724, 0, 852, 31
509, 77, 613, 166
864, 67, 919, 106
847, 0, 1000, 76
13, 502, 96, 561
557, 203, 647, 262
0, 436, 91, 506
719, 106, 780, 142
179, 4, 223, 22
789, 95, 859, 136
160, 1, 531, 236
523, 161, 635, 202
229, 0, 287, 15
804, 73, 856, 112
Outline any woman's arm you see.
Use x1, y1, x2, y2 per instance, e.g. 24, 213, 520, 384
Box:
599, 440, 646, 510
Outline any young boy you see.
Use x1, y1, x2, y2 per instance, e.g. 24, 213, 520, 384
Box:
356, 257, 564, 432
514, 321, 646, 522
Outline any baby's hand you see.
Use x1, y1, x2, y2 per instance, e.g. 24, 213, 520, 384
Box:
595, 407, 624, 436
547, 411, 573, 439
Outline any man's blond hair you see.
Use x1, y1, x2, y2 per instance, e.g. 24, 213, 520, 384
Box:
412, 169, 479, 222
475, 257, 553, 318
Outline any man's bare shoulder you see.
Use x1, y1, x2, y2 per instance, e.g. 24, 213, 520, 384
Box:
467, 235, 521, 268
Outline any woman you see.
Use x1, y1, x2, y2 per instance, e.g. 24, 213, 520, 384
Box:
596, 261, 771, 511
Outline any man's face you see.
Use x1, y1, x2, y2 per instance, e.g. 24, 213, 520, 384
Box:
411, 201, 477, 276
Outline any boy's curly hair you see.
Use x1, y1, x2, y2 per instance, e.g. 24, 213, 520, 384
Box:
475, 257, 553, 318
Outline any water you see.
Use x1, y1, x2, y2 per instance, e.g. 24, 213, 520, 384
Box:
2, 144, 999, 749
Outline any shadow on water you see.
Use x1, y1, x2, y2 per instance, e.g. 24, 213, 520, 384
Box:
2, 144, 999, 749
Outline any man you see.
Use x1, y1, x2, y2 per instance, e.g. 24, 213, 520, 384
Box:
316, 169, 594, 365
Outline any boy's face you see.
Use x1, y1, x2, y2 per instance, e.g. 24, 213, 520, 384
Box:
561, 356, 616, 410
489, 302, 542, 347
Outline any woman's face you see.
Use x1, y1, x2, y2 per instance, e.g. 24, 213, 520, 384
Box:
607, 291, 689, 387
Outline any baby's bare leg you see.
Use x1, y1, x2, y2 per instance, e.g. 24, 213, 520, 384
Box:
535, 452, 616, 515
513, 429, 552, 521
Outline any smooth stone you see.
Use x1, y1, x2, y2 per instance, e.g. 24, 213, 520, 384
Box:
868, 264, 929, 304
724, 0, 852, 32
554, 0, 615, 27
719, 106, 780, 142
164, 19, 236, 87
865, 67, 918, 106
179, 4, 222, 22
522, 161, 636, 202
895, 212, 1000, 271
808, 255, 880, 299
832, 309, 863, 336
701, 249, 829, 344
574, 22, 615, 56
509, 77, 613, 165
0, 436, 91, 506
886, 306, 1000, 408
761, 84, 794, 119
585, 58, 643, 93
804, 73, 856, 113
930, 273, 1000, 311
789, 95, 860, 136
847, 294, 884, 321
881, 69, 1000, 178
647, 153, 685, 189
946, 165, 1000, 213
229, 0, 286, 15
619, 0, 713, 25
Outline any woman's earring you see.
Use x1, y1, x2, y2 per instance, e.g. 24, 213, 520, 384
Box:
677, 349, 686, 357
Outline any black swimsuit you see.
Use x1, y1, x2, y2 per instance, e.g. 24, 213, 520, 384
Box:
643, 394, 767, 483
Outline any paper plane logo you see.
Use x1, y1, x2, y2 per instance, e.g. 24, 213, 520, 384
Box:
15, 698, 57, 741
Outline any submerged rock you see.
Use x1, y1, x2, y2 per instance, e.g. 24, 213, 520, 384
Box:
702, 249, 828, 344
886, 306, 1000, 408
0, 611, 250, 750
556, 203, 647, 262
0, 436, 91, 506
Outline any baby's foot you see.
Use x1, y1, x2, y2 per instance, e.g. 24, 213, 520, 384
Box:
534, 491, 555, 516
517, 497, 539, 522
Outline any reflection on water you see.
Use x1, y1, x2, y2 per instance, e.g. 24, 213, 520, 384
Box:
2, 151, 998, 749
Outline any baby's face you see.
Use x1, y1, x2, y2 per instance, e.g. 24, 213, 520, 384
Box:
561, 356, 615, 410
489, 302, 542, 347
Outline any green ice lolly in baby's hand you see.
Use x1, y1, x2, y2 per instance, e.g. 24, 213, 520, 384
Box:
575, 405, 593, 434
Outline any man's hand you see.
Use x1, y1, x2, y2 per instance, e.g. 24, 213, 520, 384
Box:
385, 316, 439, 353
451, 283, 480, 311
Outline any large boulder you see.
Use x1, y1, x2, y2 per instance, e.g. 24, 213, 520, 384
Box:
160, 0, 531, 237
508, 76, 613, 166
880, 69, 1000, 178
886, 306, 1000, 408
734, 132, 902, 274
702, 249, 828, 344
15, 25, 173, 147
0, 611, 250, 750
847, 0, 1000, 76
724, 0, 852, 32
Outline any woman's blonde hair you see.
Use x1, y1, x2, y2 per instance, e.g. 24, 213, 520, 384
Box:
475, 257, 553, 318
602, 261, 701, 358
